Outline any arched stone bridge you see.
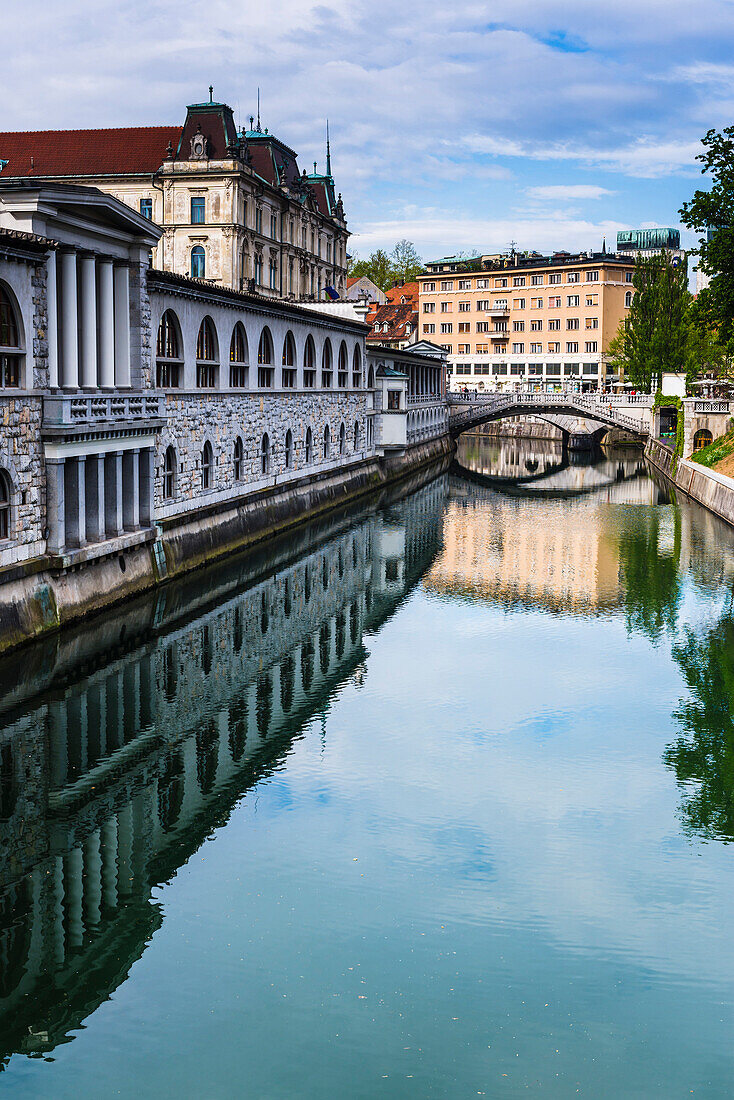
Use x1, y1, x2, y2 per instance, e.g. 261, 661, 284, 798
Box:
448, 391, 652, 442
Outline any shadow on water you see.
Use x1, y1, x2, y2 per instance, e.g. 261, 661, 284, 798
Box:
0, 468, 449, 1068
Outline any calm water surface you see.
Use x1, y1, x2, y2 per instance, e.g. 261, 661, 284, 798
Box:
3, 438, 734, 1097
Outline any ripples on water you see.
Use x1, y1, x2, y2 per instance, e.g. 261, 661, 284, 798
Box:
2, 436, 734, 1097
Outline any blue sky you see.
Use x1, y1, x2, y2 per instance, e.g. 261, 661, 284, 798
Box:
3, 0, 734, 263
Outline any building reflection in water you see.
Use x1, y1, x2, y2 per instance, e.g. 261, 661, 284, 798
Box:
0, 474, 447, 1067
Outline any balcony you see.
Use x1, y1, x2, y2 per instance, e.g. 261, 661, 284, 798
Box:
43, 393, 165, 436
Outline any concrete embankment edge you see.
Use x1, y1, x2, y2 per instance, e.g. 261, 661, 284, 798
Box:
0, 436, 454, 657
645, 436, 734, 527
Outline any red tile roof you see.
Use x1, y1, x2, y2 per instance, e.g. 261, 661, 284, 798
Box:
0, 127, 181, 178
366, 302, 418, 344
385, 281, 418, 306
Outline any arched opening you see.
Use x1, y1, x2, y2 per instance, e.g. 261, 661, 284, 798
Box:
304, 335, 316, 388
163, 445, 176, 499
0, 284, 23, 388
322, 339, 333, 388
367, 365, 375, 389
693, 428, 713, 451
230, 322, 248, 387
258, 326, 274, 388
282, 331, 297, 388
261, 432, 270, 475
305, 426, 313, 464
625, 290, 633, 308
285, 428, 294, 469
338, 341, 349, 388
233, 436, 244, 481
196, 317, 218, 388
352, 344, 362, 389
191, 245, 206, 279
0, 470, 10, 540
323, 423, 331, 459
156, 310, 183, 388
339, 421, 346, 456
354, 420, 360, 452
201, 440, 214, 489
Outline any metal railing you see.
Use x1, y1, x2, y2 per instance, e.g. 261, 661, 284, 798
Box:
447, 389, 649, 434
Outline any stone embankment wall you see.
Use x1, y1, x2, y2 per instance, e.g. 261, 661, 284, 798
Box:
470, 416, 563, 442
0, 435, 453, 657
645, 436, 734, 527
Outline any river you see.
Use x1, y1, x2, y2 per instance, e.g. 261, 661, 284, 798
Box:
2, 436, 734, 1097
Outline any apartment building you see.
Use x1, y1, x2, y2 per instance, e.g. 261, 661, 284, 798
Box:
418, 251, 635, 392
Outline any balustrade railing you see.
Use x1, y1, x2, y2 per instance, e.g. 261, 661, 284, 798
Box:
43, 393, 164, 427
693, 400, 730, 414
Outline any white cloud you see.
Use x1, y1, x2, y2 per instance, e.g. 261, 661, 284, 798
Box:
464, 134, 703, 178
526, 185, 615, 201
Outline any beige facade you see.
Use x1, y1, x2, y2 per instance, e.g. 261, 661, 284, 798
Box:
418, 252, 635, 392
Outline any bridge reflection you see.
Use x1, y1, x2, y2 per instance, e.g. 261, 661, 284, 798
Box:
0, 473, 447, 1067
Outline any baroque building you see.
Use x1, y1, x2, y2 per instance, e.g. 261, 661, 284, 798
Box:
0, 96, 349, 300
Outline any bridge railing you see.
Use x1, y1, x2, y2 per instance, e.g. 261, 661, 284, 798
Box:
447, 390, 649, 435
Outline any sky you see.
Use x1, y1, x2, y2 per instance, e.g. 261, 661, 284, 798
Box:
3, 0, 734, 264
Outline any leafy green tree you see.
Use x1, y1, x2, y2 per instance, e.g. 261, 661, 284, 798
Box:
349, 249, 396, 292
348, 241, 424, 292
390, 240, 423, 284
680, 127, 734, 344
607, 251, 693, 391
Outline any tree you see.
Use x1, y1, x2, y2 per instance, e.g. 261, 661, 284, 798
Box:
607, 251, 693, 392
680, 127, 734, 344
390, 240, 423, 284
349, 249, 395, 292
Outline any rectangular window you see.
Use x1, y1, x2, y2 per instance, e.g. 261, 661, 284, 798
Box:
585, 294, 598, 306
191, 196, 205, 224
423, 323, 436, 334
567, 272, 580, 283
585, 270, 599, 282
139, 197, 153, 219
494, 299, 508, 309
387, 390, 401, 410
531, 274, 544, 285
528, 363, 543, 375
565, 363, 580, 375
548, 342, 561, 353
530, 343, 543, 354
492, 363, 508, 375
271, 213, 278, 239
256, 208, 263, 234
477, 300, 491, 311
549, 273, 562, 284
548, 318, 561, 331
494, 277, 508, 288
440, 301, 452, 312
494, 324, 508, 333
458, 322, 470, 333
513, 298, 526, 310
476, 343, 489, 354
566, 341, 579, 353
478, 364, 491, 375
583, 362, 598, 374
585, 341, 598, 353
440, 322, 453, 333
510, 363, 524, 375
513, 276, 526, 287
440, 280, 454, 291
423, 302, 435, 313
567, 295, 580, 307
585, 317, 599, 329
458, 301, 471, 312
512, 342, 525, 354
626, 271, 633, 283
513, 321, 525, 332
458, 279, 472, 290
424, 281, 436, 292
530, 297, 543, 309
458, 343, 471, 354
531, 320, 543, 331
567, 318, 580, 330
476, 321, 490, 333
549, 296, 561, 308
476, 278, 489, 289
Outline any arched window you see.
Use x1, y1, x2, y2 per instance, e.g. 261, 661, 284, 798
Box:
303, 335, 316, 387
230, 323, 248, 387
163, 445, 176, 500
367, 365, 375, 389
0, 285, 22, 388
201, 441, 213, 489
305, 426, 313, 464
353, 421, 360, 452
625, 290, 633, 308
191, 245, 206, 279
693, 429, 713, 451
258, 327, 274, 388
233, 436, 244, 481
338, 341, 348, 388
285, 428, 294, 469
352, 344, 362, 389
261, 433, 270, 475
339, 421, 346, 456
196, 317, 218, 388
0, 470, 11, 540
282, 331, 296, 388
156, 310, 182, 388
321, 339, 333, 388
323, 423, 331, 460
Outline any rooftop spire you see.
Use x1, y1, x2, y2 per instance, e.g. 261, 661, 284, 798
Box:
257, 88, 261, 131
326, 119, 332, 178
209, 84, 213, 103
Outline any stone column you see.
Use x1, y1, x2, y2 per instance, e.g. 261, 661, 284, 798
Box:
98, 260, 115, 389
59, 250, 78, 389
47, 250, 59, 388
114, 263, 131, 388
73, 455, 87, 548
123, 448, 140, 530
104, 450, 124, 537
139, 447, 154, 527
45, 456, 66, 553
80, 254, 98, 389
86, 453, 106, 543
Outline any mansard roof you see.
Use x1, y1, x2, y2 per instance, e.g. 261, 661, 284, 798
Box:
175, 102, 239, 161
0, 127, 181, 178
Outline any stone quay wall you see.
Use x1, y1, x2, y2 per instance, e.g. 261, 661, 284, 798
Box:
646, 436, 734, 528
